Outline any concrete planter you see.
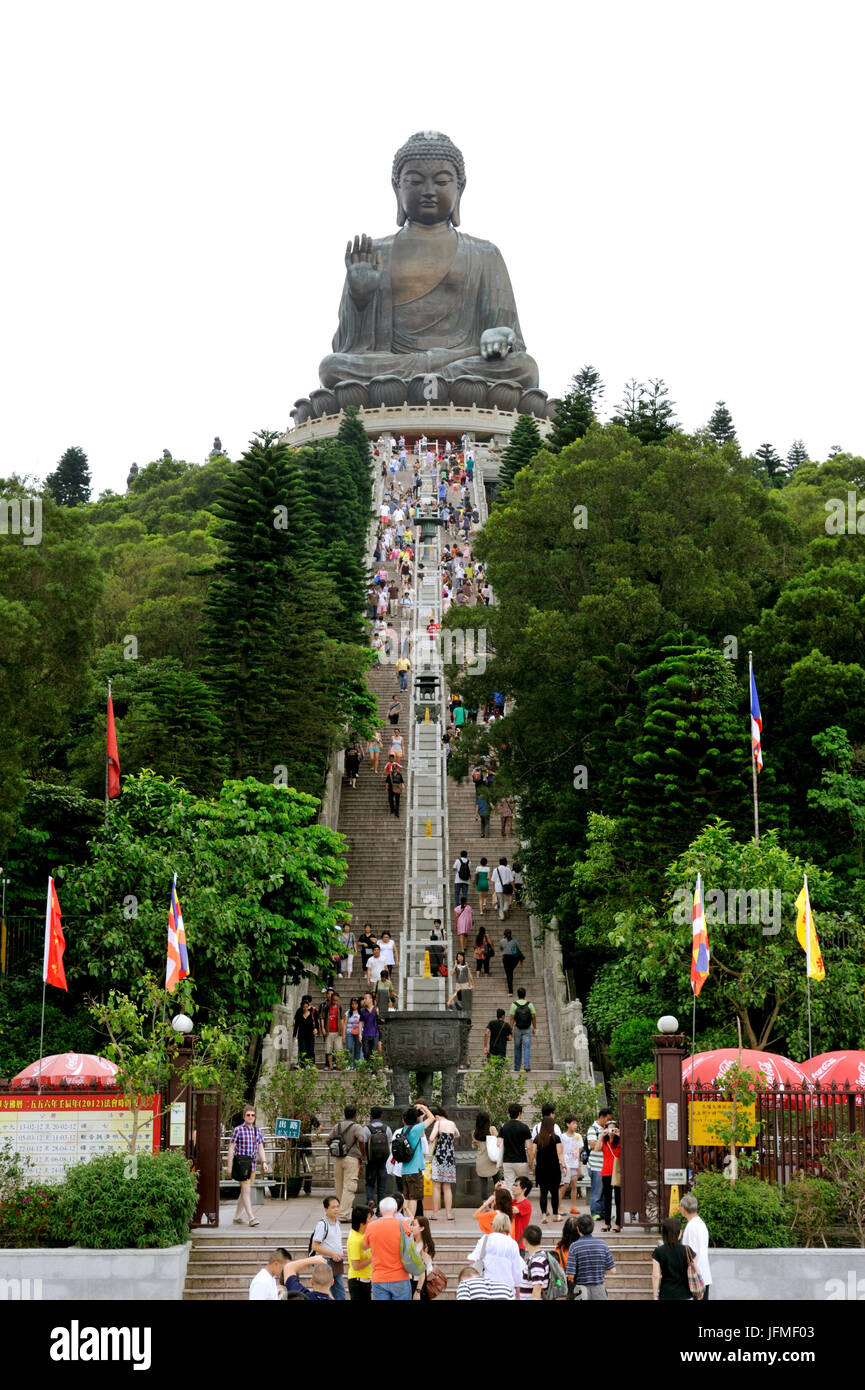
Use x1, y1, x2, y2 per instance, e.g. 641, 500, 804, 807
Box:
710, 1247, 865, 1300
0, 1242, 191, 1300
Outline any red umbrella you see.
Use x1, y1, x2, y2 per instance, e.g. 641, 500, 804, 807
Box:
682, 1048, 812, 1091
11, 1052, 118, 1089
806, 1051, 865, 1091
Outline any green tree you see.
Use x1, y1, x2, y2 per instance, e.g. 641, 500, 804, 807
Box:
0, 489, 102, 846
546, 365, 603, 452
707, 400, 737, 445
808, 727, 865, 873
787, 439, 810, 471
62, 772, 351, 1034
612, 378, 678, 444
496, 413, 544, 496
336, 407, 374, 516
618, 645, 750, 878
45, 446, 91, 507
751, 443, 787, 487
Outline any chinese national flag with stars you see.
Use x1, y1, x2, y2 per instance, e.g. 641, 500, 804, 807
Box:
43, 877, 67, 991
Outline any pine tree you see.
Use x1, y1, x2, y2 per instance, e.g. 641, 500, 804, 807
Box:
612, 379, 678, 445
336, 406, 373, 516
708, 400, 737, 445
497, 414, 543, 496
200, 431, 317, 780
45, 446, 91, 507
572, 364, 605, 410
786, 439, 809, 471
751, 443, 785, 488
619, 645, 748, 879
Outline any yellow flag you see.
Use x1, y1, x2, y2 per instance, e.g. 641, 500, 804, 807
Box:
796, 877, 825, 981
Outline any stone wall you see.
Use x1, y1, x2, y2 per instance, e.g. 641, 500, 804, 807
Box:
529, 913, 593, 1081
0, 1244, 191, 1301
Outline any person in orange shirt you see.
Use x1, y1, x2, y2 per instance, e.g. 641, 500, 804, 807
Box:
362, 1196, 412, 1301
473, 1184, 517, 1241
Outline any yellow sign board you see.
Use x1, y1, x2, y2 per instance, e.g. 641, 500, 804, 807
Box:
688, 1099, 757, 1147
645, 1096, 661, 1120
668, 1184, 680, 1216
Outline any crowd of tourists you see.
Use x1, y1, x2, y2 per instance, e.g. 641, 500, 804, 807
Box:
246, 1096, 714, 1301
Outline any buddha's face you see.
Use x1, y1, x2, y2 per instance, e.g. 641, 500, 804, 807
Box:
397, 158, 459, 226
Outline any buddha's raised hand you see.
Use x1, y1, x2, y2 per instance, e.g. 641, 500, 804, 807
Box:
345, 234, 382, 303
480, 326, 516, 359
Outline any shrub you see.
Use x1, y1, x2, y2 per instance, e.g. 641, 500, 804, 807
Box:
823, 1132, 865, 1247
0, 1183, 63, 1248
784, 1177, 841, 1248
0, 1138, 33, 1206
609, 1018, 657, 1072
460, 1057, 528, 1129
531, 1070, 604, 1134
692, 1172, 793, 1249
53, 1151, 198, 1249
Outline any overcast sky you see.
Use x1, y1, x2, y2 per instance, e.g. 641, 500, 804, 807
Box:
3, 1, 863, 495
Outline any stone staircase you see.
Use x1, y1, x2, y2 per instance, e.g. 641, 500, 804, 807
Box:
446, 751, 554, 1074
182, 1228, 656, 1300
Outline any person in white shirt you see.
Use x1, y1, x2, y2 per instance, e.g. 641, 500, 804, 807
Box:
378, 931, 399, 969
492, 859, 513, 921
366, 946, 387, 986
249, 1251, 289, 1300
680, 1193, 712, 1298
469, 1212, 524, 1294
531, 1104, 563, 1142
559, 1115, 584, 1213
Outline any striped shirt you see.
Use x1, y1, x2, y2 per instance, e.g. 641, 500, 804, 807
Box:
518, 1251, 551, 1298
566, 1235, 614, 1286
455, 1277, 516, 1301
586, 1121, 605, 1172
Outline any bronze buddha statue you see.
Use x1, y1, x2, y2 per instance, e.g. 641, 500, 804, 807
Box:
316, 131, 541, 408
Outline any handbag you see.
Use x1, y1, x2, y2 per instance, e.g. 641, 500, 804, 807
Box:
231, 1154, 253, 1182
424, 1265, 448, 1299
400, 1225, 425, 1278
485, 1134, 504, 1165
686, 1250, 705, 1300
472, 1235, 489, 1277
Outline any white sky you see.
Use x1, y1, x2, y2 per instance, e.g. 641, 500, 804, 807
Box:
2, 1, 863, 495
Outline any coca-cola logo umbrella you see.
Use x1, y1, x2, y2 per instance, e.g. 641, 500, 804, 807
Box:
11, 1052, 118, 1089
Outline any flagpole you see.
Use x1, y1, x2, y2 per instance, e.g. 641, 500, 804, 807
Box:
749, 652, 760, 844
37, 979, 46, 1097
105, 679, 111, 827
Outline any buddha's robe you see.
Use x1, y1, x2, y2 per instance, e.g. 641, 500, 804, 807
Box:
319, 230, 539, 390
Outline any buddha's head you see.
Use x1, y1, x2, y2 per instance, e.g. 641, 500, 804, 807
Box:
392, 130, 466, 228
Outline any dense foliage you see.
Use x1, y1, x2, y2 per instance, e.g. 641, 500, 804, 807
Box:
444, 410, 865, 1067
0, 424, 374, 1077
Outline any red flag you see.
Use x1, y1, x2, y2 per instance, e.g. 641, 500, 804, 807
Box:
43, 877, 67, 992
107, 691, 121, 798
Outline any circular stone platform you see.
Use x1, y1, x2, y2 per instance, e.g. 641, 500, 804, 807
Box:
281, 401, 552, 449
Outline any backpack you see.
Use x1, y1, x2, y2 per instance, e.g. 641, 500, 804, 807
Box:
458, 858, 470, 882
471, 768, 483, 783
329, 1122, 350, 1159
367, 1122, 390, 1164
543, 1251, 569, 1300
391, 1127, 418, 1164
513, 1001, 533, 1030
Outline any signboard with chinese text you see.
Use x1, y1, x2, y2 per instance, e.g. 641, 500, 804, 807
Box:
0, 1092, 159, 1181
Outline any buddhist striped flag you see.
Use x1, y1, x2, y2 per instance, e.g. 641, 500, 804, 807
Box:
750, 662, 763, 772
166, 875, 188, 994
690, 873, 710, 997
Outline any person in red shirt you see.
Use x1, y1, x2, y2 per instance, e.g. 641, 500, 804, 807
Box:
601, 1125, 621, 1232
363, 1196, 412, 1301
511, 1175, 534, 1249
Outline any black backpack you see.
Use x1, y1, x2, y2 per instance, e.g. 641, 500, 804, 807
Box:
513, 1001, 533, 1030
367, 1122, 390, 1164
458, 858, 470, 882
391, 1127, 418, 1164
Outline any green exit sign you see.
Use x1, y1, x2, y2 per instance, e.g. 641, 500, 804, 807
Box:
275, 1118, 301, 1139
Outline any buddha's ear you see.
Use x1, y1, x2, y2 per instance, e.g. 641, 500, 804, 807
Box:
451, 194, 461, 228
395, 186, 406, 227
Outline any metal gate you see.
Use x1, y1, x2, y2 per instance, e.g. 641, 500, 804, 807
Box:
619, 1087, 662, 1230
